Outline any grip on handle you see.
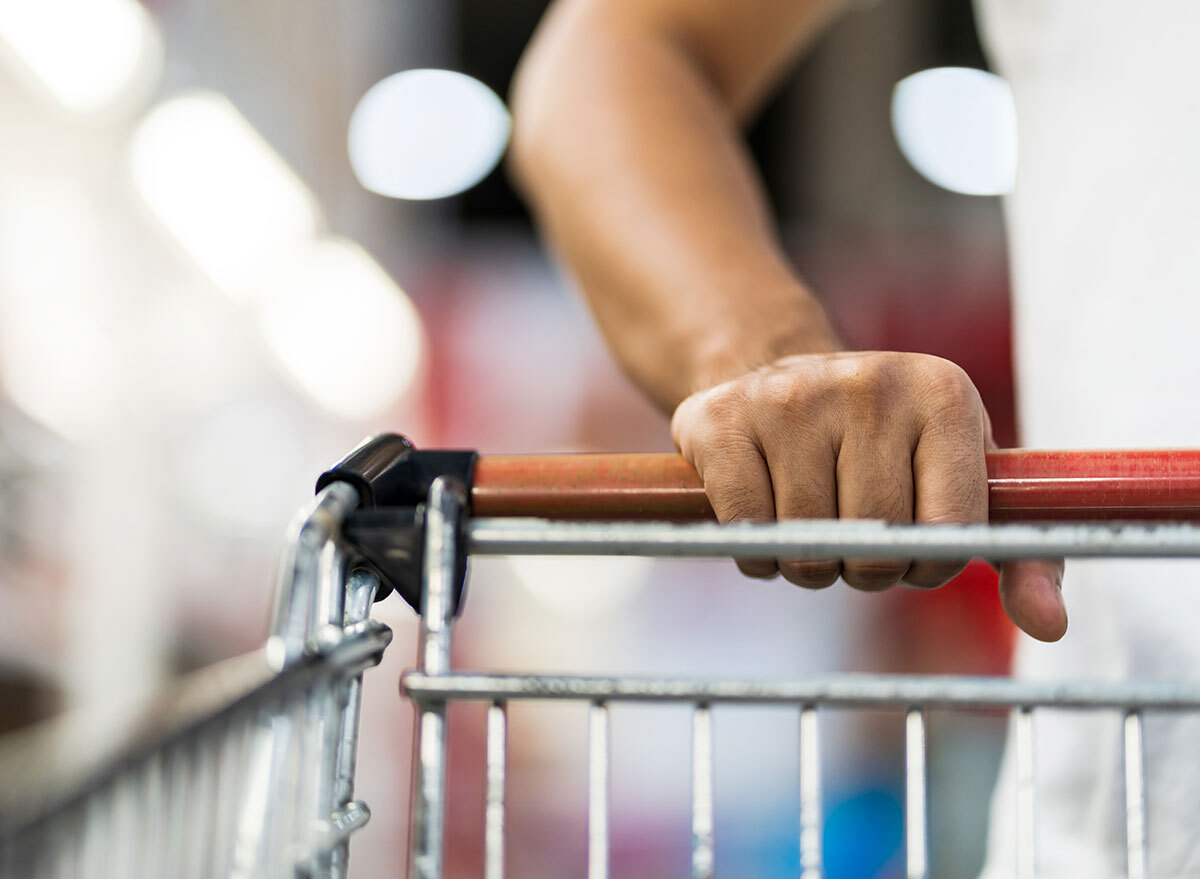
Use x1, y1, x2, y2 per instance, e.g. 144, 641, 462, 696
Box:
471, 449, 1200, 522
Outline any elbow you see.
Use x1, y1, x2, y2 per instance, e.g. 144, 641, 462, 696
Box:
506, 1, 654, 203
506, 5, 575, 205
505, 60, 548, 204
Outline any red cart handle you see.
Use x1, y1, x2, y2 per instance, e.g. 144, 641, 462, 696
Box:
471, 449, 1200, 522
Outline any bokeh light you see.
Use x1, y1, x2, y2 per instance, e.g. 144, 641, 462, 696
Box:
0, 178, 117, 440
891, 67, 1017, 196
0, 0, 160, 114
257, 238, 424, 420
348, 68, 511, 200
131, 91, 321, 300
177, 399, 307, 532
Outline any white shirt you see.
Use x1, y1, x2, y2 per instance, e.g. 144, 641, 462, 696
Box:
975, 1, 1200, 876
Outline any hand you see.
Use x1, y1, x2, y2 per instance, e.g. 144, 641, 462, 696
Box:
671, 351, 1067, 642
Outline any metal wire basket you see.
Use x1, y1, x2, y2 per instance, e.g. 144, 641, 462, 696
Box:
5, 435, 1200, 879
0, 482, 387, 879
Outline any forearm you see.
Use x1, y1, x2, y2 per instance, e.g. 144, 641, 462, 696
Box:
511, 7, 840, 412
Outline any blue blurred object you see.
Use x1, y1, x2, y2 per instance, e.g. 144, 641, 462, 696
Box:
824, 782, 904, 879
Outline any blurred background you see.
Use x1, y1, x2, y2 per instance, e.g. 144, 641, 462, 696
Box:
0, 0, 1024, 876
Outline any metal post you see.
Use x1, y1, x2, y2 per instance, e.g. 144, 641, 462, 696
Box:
329, 569, 382, 879
1015, 707, 1037, 879
799, 705, 823, 879
268, 482, 360, 669
588, 701, 611, 879
691, 704, 714, 879
905, 708, 929, 879
1124, 711, 1148, 879
484, 702, 508, 879
408, 477, 467, 879
310, 541, 355, 878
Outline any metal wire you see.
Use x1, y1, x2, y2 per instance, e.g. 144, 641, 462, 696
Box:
469, 517, 1200, 559
403, 671, 1200, 710
0, 482, 385, 879
1124, 712, 1148, 879
485, 702, 507, 879
1015, 707, 1037, 879
15, 475, 1200, 879
691, 705, 715, 879
905, 709, 929, 879
798, 706, 823, 879
588, 702, 610, 879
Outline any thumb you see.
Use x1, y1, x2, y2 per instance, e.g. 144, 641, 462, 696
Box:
997, 558, 1067, 642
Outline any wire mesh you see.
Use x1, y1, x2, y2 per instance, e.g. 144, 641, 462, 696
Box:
0, 484, 384, 879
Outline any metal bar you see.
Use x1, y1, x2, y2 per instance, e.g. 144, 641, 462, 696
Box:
799, 706, 822, 879
691, 705, 714, 879
588, 702, 610, 879
330, 569, 381, 879
1015, 707, 1036, 879
402, 672, 1200, 711
268, 482, 360, 670
905, 709, 928, 879
309, 537, 357, 877
470, 449, 1200, 522
485, 702, 507, 879
408, 477, 467, 879
1124, 711, 1148, 879
467, 518, 1200, 560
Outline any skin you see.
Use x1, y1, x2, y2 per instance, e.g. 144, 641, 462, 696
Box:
510, 0, 1067, 641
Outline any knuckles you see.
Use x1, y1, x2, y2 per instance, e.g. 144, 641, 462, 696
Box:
676, 353, 983, 451
673, 353, 986, 595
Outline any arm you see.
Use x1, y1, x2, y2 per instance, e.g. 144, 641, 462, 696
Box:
511, 0, 1067, 641
510, 0, 844, 411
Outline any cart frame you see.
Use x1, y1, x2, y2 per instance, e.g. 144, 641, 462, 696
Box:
0, 480, 387, 879
8, 435, 1200, 879
404, 471, 1200, 879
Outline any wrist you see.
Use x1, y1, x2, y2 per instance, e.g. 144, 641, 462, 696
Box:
685, 290, 842, 395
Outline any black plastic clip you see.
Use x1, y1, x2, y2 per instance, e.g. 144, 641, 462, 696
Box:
316, 434, 476, 615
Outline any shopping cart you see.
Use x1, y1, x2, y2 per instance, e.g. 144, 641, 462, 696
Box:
4, 434, 1200, 879
0, 475, 384, 879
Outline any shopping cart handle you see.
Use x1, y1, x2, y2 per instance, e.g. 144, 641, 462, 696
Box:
470, 449, 1200, 522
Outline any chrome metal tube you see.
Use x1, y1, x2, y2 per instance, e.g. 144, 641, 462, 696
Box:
468, 518, 1200, 560
905, 709, 928, 879
1124, 712, 1148, 879
1015, 708, 1036, 879
402, 672, 1200, 711
329, 569, 381, 879
691, 705, 714, 879
485, 702, 507, 879
799, 706, 823, 879
269, 482, 360, 669
408, 478, 467, 879
588, 702, 610, 879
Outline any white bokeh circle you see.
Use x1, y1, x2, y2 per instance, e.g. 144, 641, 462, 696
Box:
348, 69, 511, 200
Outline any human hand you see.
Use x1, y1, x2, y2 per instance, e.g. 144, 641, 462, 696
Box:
670, 351, 1067, 641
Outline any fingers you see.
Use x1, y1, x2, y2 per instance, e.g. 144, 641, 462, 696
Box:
902, 369, 988, 589
673, 353, 1019, 605
998, 558, 1068, 642
688, 437, 779, 579
835, 430, 912, 591
762, 433, 840, 589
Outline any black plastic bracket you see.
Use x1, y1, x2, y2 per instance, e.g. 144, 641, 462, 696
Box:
316, 434, 476, 615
